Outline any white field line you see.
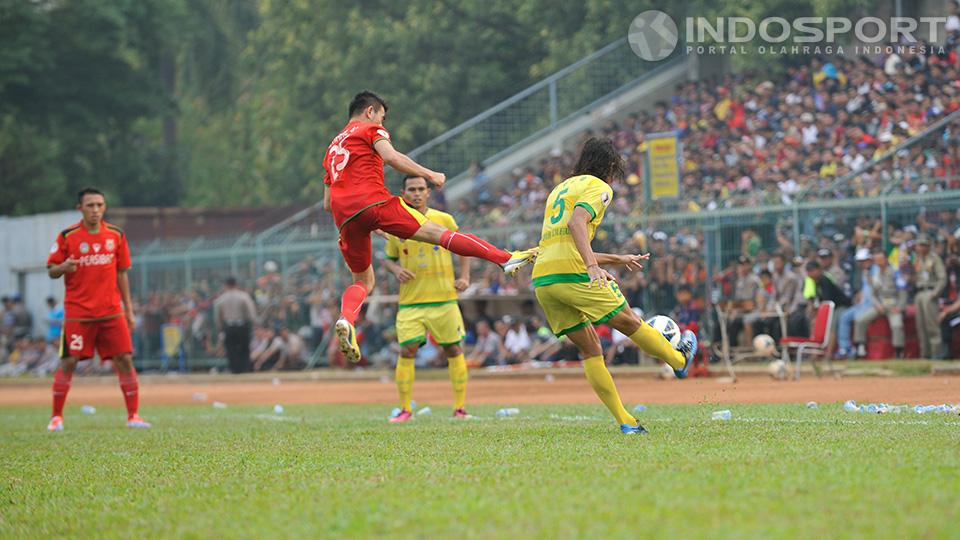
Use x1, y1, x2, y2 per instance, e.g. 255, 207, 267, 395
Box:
661, 416, 960, 426
254, 414, 302, 423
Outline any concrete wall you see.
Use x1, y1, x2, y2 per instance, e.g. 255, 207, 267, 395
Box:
0, 211, 77, 337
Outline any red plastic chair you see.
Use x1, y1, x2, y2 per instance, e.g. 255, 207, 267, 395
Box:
779, 301, 835, 380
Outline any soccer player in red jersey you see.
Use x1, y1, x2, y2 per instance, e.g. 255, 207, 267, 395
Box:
323, 91, 538, 362
45, 188, 150, 431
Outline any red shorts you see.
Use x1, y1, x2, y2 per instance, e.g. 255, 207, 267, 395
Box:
60, 316, 133, 360
338, 196, 427, 273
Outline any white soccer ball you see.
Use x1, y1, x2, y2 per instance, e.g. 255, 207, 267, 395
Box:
767, 359, 789, 380
659, 362, 677, 380
753, 334, 777, 356
646, 315, 681, 349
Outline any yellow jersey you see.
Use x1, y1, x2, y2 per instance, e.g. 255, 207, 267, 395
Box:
384, 208, 459, 308
531, 174, 613, 287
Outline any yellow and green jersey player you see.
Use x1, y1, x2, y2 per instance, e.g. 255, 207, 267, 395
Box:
382, 175, 470, 422
531, 137, 698, 434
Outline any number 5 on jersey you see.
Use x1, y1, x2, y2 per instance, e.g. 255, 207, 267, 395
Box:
549, 186, 570, 224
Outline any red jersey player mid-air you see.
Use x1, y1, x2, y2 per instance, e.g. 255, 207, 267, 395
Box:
45, 188, 150, 431
323, 91, 538, 363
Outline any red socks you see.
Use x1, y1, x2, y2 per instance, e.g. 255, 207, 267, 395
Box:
117, 368, 140, 419
439, 230, 511, 265
340, 282, 368, 325
51, 368, 72, 417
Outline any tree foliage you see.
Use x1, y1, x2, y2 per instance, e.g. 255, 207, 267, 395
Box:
0, 0, 871, 214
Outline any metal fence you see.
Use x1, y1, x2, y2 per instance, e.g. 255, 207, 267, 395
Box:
127, 188, 960, 367
133, 189, 960, 299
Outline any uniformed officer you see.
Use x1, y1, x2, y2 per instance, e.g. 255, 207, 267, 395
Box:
913, 234, 946, 358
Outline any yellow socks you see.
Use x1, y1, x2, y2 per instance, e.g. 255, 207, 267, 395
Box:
628, 322, 685, 370
447, 353, 468, 410
395, 357, 415, 411
583, 356, 637, 426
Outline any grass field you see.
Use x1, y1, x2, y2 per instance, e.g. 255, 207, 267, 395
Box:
2, 403, 959, 539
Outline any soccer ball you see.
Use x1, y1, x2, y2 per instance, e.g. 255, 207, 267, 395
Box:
646, 315, 681, 349
752, 334, 777, 356
659, 362, 677, 380
767, 359, 790, 380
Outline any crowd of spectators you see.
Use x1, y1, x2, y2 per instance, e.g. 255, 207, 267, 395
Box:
459, 39, 960, 230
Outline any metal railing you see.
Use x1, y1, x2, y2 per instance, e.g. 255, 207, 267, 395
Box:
405, 38, 684, 187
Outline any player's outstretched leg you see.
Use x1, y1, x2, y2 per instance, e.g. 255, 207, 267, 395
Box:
410, 221, 538, 276
114, 354, 150, 428
607, 309, 697, 378
565, 325, 646, 434
391, 355, 415, 423
48, 359, 76, 432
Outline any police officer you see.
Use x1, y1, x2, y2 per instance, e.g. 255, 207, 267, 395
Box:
913, 234, 946, 359
214, 277, 257, 373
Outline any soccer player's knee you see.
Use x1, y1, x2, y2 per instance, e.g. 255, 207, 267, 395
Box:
357, 272, 375, 291
445, 344, 463, 357
401, 344, 420, 358
113, 354, 134, 373
61, 357, 78, 373
618, 310, 642, 335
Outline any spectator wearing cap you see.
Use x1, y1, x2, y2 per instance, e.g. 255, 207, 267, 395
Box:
836, 248, 877, 358
726, 256, 762, 347
854, 249, 907, 359
817, 248, 847, 292
913, 233, 947, 358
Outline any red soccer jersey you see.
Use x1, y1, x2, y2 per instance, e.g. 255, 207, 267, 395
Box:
323, 120, 393, 227
46, 221, 132, 319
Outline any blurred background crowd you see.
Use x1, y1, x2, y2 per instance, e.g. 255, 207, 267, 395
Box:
6, 38, 960, 375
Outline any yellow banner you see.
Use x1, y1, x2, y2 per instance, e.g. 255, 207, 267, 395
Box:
647, 134, 679, 200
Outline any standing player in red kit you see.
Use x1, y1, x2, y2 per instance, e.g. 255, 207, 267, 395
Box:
45, 188, 150, 431
324, 91, 538, 362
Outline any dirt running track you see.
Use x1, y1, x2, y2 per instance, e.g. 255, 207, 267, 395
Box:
1, 374, 957, 408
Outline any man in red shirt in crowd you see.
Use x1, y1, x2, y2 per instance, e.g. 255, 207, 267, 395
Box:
323, 91, 537, 362
45, 188, 150, 431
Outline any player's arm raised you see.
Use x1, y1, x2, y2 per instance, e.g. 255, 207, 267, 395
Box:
568, 206, 615, 289
374, 139, 446, 188
594, 252, 649, 271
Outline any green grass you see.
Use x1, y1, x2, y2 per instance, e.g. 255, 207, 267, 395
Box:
2, 403, 959, 539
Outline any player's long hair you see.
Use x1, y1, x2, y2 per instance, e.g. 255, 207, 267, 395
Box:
571, 137, 625, 183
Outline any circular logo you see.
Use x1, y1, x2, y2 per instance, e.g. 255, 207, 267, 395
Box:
79, 242, 89, 254
628, 10, 678, 61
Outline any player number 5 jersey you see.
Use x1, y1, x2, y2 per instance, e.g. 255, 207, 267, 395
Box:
531, 174, 613, 286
